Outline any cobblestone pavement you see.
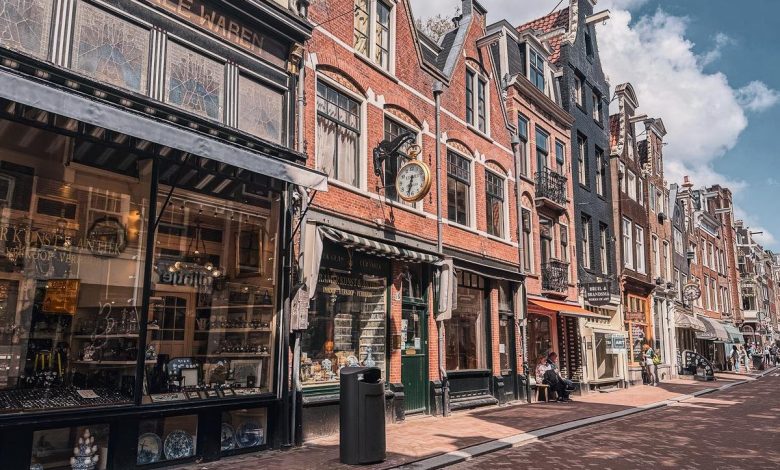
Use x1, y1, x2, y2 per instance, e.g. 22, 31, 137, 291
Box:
451, 371, 780, 469
171, 372, 758, 470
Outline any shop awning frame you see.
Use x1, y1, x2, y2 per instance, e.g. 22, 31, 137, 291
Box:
319, 226, 440, 263
675, 312, 707, 332
722, 322, 744, 344
695, 315, 729, 342
0, 68, 328, 191
528, 298, 609, 320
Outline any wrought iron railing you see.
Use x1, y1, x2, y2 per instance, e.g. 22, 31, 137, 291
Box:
535, 167, 567, 206
542, 259, 569, 292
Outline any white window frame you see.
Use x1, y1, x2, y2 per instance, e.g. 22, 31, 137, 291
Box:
314, 75, 367, 190
485, 169, 509, 239
574, 75, 583, 107
638, 177, 644, 206
627, 170, 637, 200
354, 0, 396, 73
577, 136, 587, 185
635, 225, 646, 274
663, 241, 671, 281
619, 162, 626, 192
595, 148, 605, 196
652, 235, 660, 279
581, 215, 592, 269
599, 224, 609, 275
383, 113, 423, 210
623, 217, 633, 269
649, 183, 656, 212
466, 66, 490, 134
521, 206, 534, 273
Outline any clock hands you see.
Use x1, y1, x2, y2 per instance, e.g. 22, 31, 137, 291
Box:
407, 175, 415, 194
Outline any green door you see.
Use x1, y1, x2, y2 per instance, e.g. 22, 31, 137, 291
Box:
401, 303, 428, 414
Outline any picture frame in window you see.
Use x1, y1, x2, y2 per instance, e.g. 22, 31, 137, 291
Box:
236, 224, 265, 276
231, 360, 263, 388
42, 279, 81, 315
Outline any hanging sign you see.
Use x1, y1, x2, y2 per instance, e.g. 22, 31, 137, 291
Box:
582, 282, 612, 306
605, 334, 627, 354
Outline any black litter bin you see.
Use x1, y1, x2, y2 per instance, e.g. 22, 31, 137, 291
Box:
752, 354, 764, 371
339, 366, 386, 465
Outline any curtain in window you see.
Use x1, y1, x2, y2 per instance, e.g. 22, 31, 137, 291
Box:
354, 0, 370, 56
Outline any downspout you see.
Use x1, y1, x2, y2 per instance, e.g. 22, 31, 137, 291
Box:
290, 50, 307, 446
511, 136, 531, 402
433, 80, 449, 417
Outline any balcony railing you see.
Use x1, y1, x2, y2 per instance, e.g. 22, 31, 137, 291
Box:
535, 167, 567, 207
542, 259, 570, 292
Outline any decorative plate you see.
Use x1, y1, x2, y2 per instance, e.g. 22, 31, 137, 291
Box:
164, 430, 195, 460
220, 423, 237, 451
137, 432, 162, 464
236, 421, 264, 448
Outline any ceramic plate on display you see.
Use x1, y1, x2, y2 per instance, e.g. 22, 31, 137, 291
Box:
164, 430, 195, 460
236, 421, 264, 448
220, 423, 237, 451
137, 432, 162, 464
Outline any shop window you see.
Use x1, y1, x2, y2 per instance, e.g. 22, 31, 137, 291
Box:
593, 332, 619, 380
221, 408, 268, 453
301, 244, 387, 386
624, 294, 649, 364
446, 151, 471, 226
485, 170, 505, 238
165, 42, 224, 121
31, 424, 110, 470
316, 81, 361, 187
497, 280, 514, 372
0, 122, 150, 414
72, 2, 150, 93
445, 272, 486, 371
0, 0, 53, 59
238, 75, 285, 144
383, 117, 417, 205
145, 183, 279, 401
528, 315, 551, 360
137, 415, 198, 465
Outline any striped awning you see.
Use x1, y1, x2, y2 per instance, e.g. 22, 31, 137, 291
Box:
696, 315, 729, 342
319, 226, 439, 263
675, 312, 706, 332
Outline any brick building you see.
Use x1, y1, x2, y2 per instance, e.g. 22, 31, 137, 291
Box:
297, 0, 527, 439
513, 0, 623, 393
486, 17, 586, 395
735, 222, 777, 347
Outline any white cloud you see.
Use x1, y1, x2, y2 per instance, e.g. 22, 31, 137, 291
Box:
734, 204, 777, 247
699, 32, 734, 67
735, 81, 780, 112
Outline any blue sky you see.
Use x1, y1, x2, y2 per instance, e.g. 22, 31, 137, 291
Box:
412, 0, 780, 248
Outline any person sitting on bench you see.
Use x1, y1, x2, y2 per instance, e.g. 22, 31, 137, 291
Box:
543, 352, 572, 402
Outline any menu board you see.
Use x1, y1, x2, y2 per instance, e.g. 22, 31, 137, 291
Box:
42, 279, 81, 315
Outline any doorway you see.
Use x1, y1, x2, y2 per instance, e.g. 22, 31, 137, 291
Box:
400, 265, 428, 414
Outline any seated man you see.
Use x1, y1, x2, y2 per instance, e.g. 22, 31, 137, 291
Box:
543, 352, 572, 402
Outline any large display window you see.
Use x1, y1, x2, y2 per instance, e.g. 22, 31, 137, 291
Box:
301, 243, 388, 387
144, 179, 280, 401
445, 272, 487, 371
0, 122, 150, 413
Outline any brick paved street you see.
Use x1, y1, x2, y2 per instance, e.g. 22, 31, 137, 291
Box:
170, 371, 768, 470
451, 371, 780, 469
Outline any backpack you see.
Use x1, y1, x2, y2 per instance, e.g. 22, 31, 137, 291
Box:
650, 349, 661, 365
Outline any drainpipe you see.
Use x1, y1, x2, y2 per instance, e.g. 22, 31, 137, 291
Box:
433, 81, 449, 417
511, 136, 531, 402
290, 52, 307, 446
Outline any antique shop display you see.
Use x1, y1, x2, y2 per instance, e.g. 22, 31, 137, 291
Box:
69, 429, 99, 470
163, 430, 195, 460
136, 433, 162, 465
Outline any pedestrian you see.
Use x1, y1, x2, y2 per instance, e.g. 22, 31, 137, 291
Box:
771, 344, 778, 367
742, 345, 751, 373
643, 343, 658, 386
543, 352, 572, 402
730, 345, 740, 373
764, 344, 771, 367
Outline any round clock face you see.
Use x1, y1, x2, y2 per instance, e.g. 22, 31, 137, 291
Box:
683, 283, 702, 301
395, 161, 431, 202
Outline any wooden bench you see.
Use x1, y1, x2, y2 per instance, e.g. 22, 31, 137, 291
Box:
529, 380, 553, 402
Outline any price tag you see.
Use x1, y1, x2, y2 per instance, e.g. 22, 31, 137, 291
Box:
77, 389, 99, 399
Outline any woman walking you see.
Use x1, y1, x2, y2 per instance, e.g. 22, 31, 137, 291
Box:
730, 345, 740, 373
643, 343, 658, 386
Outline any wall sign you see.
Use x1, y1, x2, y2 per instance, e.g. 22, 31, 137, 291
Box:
143, 0, 288, 67
605, 334, 627, 354
42, 279, 81, 315
582, 282, 611, 306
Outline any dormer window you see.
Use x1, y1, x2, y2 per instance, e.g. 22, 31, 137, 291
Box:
354, 0, 393, 70
529, 48, 545, 92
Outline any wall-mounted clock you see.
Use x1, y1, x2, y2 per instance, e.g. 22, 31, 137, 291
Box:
396, 159, 432, 203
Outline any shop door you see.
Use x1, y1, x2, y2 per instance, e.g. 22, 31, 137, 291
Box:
150, 293, 194, 358
498, 314, 517, 400
401, 304, 428, 414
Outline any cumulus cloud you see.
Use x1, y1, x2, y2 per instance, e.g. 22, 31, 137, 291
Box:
735, 81, 780, 112
699, 32, 735, 67
734, 204, 777, 247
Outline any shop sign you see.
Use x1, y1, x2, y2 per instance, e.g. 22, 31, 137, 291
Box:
143, 0, 287, 67
605, 334, 626, 354
155, 263, 216, 293
86, 217, 127, 258
582, 282, 612, 306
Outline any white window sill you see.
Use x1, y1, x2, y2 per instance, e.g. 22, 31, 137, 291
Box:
354, 52, 398, 84
466, 124, 492, 142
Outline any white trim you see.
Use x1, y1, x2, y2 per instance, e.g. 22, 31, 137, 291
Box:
383, 111, 423, 211
314, 73, 368, 190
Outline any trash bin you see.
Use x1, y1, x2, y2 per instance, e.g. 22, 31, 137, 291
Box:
339, 366, 386, 465
752, 354, 764, 371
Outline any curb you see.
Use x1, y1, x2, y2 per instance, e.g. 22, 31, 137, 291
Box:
392, 377, 758, 470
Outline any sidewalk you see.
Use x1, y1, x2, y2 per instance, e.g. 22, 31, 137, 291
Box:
173, 372, 765, 470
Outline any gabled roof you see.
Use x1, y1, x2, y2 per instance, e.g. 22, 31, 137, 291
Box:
516, 8, 569, 65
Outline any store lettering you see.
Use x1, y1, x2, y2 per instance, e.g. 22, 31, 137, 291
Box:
0, 224, 124, 261
145, 0, 280, 62
158, 268, 215, 290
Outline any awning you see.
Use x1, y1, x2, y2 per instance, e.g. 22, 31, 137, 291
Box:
528, 298, 609, 320
0, 68, 328, 191
696, 315, 729, 342
319, 226, 440, 263
722, 322, 744, 344
675, 312, 706, 332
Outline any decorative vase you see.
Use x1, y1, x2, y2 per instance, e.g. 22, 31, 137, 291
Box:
70, 429, 99, 470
